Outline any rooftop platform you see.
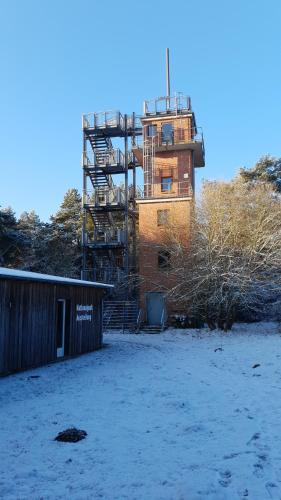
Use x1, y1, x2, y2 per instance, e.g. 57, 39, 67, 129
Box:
143, 93, 192, 117
82, 111, 142, 138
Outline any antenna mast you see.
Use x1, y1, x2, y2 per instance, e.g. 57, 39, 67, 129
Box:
166, 48, 170, 97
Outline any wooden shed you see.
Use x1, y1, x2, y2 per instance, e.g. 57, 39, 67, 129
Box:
0, 267, 113, 376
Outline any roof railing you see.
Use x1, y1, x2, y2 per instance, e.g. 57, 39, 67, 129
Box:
143, 93, 192, 116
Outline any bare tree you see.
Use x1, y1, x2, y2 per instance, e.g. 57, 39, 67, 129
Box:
164, 179, 281, 330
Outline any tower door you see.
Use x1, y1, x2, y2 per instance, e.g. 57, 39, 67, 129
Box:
146, 292, 165, 325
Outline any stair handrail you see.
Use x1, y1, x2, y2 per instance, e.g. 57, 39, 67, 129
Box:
136, 309, 143, 332
160, 309, 166, 332
103, 303, 114, 330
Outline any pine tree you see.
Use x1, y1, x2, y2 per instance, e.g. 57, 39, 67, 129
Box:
0, 206, 23, 267
50, 188, 82, 245
239, 155, 281, 192
47, 189, 83, 277
17, 210, 44, 271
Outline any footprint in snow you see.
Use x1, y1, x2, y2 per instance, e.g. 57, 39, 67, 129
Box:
183, 424, 204, 434
253, 453, 269, 479
253, 462, 264, 478
247, 432, 260, 445
265, 482, 279, 499
238, 488, 249, 497
218, 470, 232, 487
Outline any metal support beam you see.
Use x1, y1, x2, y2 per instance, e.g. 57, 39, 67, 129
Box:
124, 114, 129, 296
82, 131, 87, 279
132, 163, 137, 279
166, 48, 170, 97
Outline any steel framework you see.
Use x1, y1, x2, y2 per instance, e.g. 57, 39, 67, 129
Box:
81, 111, 142, 295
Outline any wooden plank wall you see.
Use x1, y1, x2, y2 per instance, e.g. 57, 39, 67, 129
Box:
55, 285, 103, 356
0, 280, 10, 374
0, 278, 105, 376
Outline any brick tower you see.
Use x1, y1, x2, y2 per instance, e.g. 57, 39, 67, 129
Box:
134, 93, 205, 327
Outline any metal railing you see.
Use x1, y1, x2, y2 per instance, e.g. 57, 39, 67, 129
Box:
82, 268, 126, 285
128, 150, 140, 165
83, 186, 125, 206
85, 228, 126, 246
143, 93, 192, 116
82, 111, 143, 132
127, 115, 142, 130
82, 110, 125, 130
132, 127, 204, 150
138, 180, 193, 199
82, 149, 125, 168
160, 309, 166, 331
83, 150, 141, 169
149, 126, 203, 147
103, 300, 139, 332
136, 309, 143, 332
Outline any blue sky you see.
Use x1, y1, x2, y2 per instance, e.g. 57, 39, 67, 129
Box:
0, 0, 280, 221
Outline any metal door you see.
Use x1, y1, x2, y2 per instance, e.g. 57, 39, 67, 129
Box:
146, 292, 165, 325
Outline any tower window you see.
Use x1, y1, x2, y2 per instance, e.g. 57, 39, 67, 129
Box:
157, 209, 170, 226
147, 125, 157, 137
161, 176, 173, 192
161, 123, 173, 144
158, 250, 171, 269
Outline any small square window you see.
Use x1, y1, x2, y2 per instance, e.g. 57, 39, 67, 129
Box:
158, 250, 171, 269
157, 209, 170, 226
161, 177, 173, 192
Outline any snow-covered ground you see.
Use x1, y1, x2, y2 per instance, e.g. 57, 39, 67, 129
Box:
1, 323, 281, 500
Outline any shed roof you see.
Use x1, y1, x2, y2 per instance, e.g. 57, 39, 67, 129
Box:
0, 267, 114, 289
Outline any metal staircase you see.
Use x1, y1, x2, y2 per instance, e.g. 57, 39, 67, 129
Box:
82, 110, 142, 292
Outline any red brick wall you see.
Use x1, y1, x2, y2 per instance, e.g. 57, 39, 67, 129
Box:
138, 199, 191, 313
143, 116, 193, 143
153, 150, 193, 197
139, 114, 194, 317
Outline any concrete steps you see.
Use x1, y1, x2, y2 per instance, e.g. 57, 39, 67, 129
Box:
140, 325, 163, 334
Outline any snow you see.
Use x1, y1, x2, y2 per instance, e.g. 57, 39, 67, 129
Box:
1, 322, 281, 499
0, 267, 113, 288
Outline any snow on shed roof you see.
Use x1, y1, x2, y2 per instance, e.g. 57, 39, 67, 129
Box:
0, 267, 114, 289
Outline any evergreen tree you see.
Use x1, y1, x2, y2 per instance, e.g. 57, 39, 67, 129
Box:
50, 188, 82, 245
47, 189, 83, 277
0, 206, 23, 267
239, 155, 281, 192
0, 189, 83, 277
17, 210, 44, 271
